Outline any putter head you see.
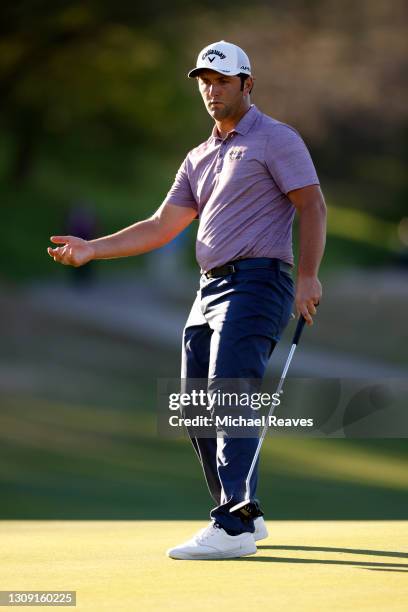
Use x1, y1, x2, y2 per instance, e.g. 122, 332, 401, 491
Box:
229, 499, 264, 520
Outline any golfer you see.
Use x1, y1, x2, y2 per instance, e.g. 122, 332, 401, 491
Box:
48, 41, 326, 560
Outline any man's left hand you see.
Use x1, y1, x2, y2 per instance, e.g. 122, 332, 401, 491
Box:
295, 275, 322, 325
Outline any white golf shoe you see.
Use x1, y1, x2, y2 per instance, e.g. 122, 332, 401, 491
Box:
167, 523, 257, 560
254, 516, 269, 541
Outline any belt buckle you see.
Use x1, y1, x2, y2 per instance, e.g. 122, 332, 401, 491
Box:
205, 270, 213, 279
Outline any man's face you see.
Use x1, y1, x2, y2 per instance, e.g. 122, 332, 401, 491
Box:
197, 70, 249, 121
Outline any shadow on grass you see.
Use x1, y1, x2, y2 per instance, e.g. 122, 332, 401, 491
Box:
361, 568, 408, 572
245, 544, 408, 569
257, 545, 408, 559
239, 555, 408, 569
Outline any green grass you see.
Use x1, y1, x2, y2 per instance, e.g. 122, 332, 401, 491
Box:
0, 284, 407, 520
0, 133, 400, 280
1, 520, 407, 611
0, 395, 407, 520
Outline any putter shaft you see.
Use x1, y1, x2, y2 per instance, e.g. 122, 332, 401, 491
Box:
230, 316, 306, 514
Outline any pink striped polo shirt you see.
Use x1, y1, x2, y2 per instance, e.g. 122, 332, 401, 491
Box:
163, 105, 319, 272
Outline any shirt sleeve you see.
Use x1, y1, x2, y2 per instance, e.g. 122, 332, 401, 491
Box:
163, 156, 198, 211
265, 124, 320, 195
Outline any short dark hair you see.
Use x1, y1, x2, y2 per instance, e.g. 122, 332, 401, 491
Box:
238, 73, 253, 94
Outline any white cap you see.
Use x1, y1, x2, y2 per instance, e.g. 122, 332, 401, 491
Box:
188, 40, 252, 78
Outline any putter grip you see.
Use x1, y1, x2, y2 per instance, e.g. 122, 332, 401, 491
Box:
293, 315, 306, 345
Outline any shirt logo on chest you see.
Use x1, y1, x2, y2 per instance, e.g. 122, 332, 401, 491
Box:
229, 147, 244, 161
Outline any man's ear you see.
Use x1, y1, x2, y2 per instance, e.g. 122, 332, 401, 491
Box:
246, 76, 254, 95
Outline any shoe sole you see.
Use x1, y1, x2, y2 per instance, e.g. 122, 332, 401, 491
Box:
167, 545, 257, 560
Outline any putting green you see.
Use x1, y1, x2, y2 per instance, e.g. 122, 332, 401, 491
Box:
1, 521, 407, 611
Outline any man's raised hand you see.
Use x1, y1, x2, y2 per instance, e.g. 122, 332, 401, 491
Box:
47, 236, 95, 267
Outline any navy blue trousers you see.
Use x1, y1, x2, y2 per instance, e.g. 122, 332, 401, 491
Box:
181, 259, 295, 535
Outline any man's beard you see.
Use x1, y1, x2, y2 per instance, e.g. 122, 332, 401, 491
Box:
207, 103, 231, 120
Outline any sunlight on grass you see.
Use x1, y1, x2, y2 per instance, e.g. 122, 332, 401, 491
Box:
2, 398, 407, 492
263, 438, 408, 491
327, 204, 398, 251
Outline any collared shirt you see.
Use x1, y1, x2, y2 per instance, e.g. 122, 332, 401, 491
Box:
163, 105, 320, 272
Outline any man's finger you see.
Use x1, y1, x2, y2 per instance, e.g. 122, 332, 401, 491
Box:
302, 310, 313, 326
307, 301, 317, 316
48, 247, 62, 257
50, 235, 72, 244
296, 303, 313, 326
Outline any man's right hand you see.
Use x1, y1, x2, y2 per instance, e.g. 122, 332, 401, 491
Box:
47, 235, 95, 267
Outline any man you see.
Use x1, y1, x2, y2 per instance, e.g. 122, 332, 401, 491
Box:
48, 40, 326, 560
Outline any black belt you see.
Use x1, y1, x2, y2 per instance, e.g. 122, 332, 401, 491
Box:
204, 258, 293, 279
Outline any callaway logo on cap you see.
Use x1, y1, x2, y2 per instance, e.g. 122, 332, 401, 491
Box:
188, 40, 252, 78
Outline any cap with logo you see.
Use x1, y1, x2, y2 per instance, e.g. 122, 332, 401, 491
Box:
188, 40, 252, 78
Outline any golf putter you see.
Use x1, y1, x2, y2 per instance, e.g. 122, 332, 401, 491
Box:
230, 314, 307, 517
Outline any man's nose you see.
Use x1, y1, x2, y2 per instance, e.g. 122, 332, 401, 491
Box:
208, 83, 220, 97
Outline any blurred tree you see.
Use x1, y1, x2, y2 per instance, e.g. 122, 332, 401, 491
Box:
0, 0, 244, 182
188, 0, 408, 220
0, 0, 406, 223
